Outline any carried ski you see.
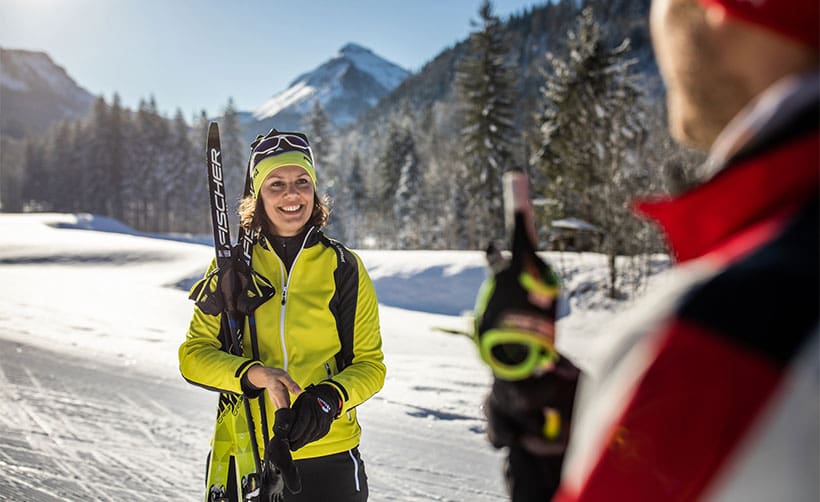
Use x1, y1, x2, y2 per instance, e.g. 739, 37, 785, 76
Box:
199, 122, 264, 501
191, 123, 298, 501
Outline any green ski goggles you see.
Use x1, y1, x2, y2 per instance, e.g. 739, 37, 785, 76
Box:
478, 328, 559, 381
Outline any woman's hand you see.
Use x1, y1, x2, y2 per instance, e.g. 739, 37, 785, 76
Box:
246, 365, 302, 408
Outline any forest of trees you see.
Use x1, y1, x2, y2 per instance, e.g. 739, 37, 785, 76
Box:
2, 0, 704, 297
11, 96, 251, 234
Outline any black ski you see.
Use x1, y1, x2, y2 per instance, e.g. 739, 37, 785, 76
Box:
204, 122, 264, 496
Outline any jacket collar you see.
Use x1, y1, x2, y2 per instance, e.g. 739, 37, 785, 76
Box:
258, 226, 323, 251
701, 72, 819, 179
637, 73, 819, 263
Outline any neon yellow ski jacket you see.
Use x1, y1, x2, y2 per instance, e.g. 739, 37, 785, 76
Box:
179, 227, 386, 460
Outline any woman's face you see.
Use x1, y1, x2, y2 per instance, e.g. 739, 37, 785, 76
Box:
259, 165, 315, 237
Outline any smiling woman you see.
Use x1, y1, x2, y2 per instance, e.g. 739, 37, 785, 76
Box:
179, 128, 386, 501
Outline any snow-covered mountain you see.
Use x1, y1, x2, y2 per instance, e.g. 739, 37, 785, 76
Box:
250, 43, 410, 131
0, 48, 95, 138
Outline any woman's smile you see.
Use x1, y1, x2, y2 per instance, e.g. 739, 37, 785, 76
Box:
260, 165, 316, 236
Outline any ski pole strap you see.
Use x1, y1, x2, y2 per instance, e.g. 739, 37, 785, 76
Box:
262, 408, 302, 496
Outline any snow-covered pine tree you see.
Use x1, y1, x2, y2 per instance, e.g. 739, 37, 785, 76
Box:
305, 100, 345, 238
373, 120, 413, 239
531, 7, 646, 297
456, 0, 519, 249
345, 153, 367, 247
450, 163, 472, 250
305, 100, 331, 161
347, 153, 366, 216
393, 132, 421, 248
166, 109, 199, 232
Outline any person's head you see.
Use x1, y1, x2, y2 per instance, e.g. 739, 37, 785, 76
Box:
239, 130, 329, 236
650, 0, 819, 150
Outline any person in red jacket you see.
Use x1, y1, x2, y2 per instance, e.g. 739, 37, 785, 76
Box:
553, 1, 819, 500
484, 1, 818, 500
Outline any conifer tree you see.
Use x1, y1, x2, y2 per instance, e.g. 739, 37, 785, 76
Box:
374, 120, 410, 215
344, 153, 367, 247
21, 137, 46, 210
531, 7, 646, 296
188, 110, 213, 233
347, 153, 366, 215
0, 136, 24, 212
450, 165, 472, 249
65, 121, 86, 212
393, 132, 421, 248
220, 98, 246, 211
305, 100, 331, 161
87, 96, 113, 216
456, 0, 519, 248
165, 109, 195, 231
126, 97, 167, 230
44, 120, 74, 212
305, 100, 344, 236
47, 120, 75, 211
108, 94, 125, 220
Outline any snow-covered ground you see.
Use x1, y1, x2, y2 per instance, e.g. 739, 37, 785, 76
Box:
0, 213, 667, 501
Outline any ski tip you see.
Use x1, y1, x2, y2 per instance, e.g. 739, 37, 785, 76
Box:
207, 121, 220, 138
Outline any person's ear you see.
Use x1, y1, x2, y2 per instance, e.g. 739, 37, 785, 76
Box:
703, 2, 728, 29
702, 3, 738, 58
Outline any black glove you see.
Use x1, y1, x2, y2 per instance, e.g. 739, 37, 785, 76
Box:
288, 384, 342, 451
485, 355, 580, 454
484, 356, 580, 501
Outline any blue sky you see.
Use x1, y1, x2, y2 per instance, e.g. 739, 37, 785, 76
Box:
0, 0, 548, 119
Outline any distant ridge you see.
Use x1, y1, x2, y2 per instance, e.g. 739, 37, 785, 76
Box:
0, 47, 95, 138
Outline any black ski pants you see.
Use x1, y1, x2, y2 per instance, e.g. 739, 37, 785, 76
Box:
221, 447, 368, 501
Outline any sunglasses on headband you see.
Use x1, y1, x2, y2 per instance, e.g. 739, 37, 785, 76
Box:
250, 131, 313, 167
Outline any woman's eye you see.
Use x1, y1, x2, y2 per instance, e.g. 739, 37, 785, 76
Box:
296, 178, 308, 185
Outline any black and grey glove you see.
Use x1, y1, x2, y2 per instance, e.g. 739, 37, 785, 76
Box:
485, 356, 580, 454
484, 356, 581, 502
288, 384, 342, 451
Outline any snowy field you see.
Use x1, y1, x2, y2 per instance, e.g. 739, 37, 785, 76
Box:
0, 213, 667, 501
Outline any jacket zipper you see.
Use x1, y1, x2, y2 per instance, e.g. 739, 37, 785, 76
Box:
277, 227, 315, 372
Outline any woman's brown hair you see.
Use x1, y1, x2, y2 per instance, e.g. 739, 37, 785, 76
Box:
238, 193, 330, 234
